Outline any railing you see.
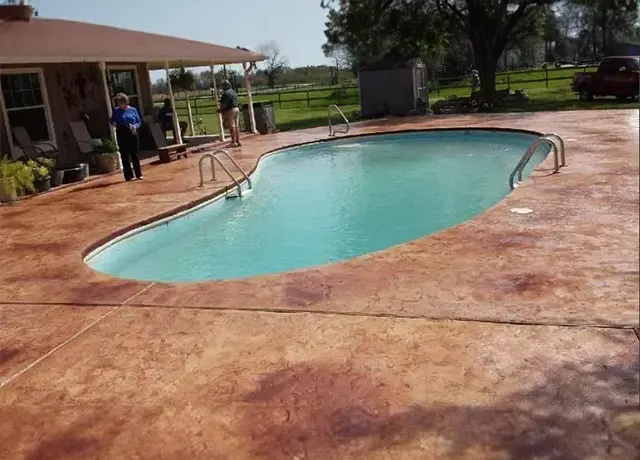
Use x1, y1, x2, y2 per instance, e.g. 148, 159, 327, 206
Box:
328, 104, 350, 137
198, 149, 250, 198
509, 137, 561, 190
215, 149, 252, 190
540, 133, 566, 167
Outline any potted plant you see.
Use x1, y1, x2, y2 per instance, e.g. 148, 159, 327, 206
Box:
92, 139, 121, 173
27, 159, 51, 193
0, 157, 34, 202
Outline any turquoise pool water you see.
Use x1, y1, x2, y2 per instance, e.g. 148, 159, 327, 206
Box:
86, 130, 546, 282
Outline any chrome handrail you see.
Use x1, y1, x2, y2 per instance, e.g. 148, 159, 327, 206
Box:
540, 133, 566, 167
509, 138, 559, 190
198, 151, 244, 197
215, 149, 252, 190
198, 153, 216, 184
328, 104, 350, 137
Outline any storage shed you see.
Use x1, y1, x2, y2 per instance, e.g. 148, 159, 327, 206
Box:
358, 57, 428, 118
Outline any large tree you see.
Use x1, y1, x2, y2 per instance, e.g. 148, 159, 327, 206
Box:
322, 0, 554, 104
321, 0, 448, 70
569, 0, 638, 57
436, 0, 553, 101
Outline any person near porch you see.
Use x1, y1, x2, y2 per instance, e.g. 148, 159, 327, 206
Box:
218, 80, 241, 147
110, 93, 143, 181
158, 98, 188, 141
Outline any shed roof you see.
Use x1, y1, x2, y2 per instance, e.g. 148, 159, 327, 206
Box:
359, 56, 423, 72
0, 17, 264, 68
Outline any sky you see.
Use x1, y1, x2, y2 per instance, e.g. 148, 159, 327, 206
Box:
35, 0, 332, 78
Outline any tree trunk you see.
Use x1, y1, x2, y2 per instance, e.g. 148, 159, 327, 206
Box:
591, 14, 598, 59
476, 54, 498, 107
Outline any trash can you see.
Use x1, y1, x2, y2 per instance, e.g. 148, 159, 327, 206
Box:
241, 101, 277, 134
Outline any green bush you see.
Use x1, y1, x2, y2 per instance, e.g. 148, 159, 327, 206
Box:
93, 138, 119, 156
36, 156, 56, 170
26, 159, 50, 181
0, 157, 35, 196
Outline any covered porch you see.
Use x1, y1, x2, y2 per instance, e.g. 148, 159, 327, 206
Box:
0, 5, 264, 167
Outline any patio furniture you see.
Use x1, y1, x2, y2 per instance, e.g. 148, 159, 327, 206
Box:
12, 126, 60, 162
13, 126, 88, 186
148, 122, 188, 163
69, 120, 100, 158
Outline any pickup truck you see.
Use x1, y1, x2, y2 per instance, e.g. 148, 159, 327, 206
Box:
571, 56, 639, 102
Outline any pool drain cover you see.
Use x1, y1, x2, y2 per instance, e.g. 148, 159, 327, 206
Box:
510, 207, 533, 214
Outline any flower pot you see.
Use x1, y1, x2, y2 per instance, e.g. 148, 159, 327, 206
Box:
35, 177, 51, 193
96, 155, 120, 173
0, 177, 18, 202
51, 170, 64, 187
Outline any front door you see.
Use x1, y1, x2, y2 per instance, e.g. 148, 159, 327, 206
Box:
107, 68, 142, 114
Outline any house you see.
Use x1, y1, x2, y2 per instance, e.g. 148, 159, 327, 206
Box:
0, 2, 263, 165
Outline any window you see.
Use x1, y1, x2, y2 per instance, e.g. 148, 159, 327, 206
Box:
107, 68, 142, 113
1, 72, 52, 143
599, 59, 618, 73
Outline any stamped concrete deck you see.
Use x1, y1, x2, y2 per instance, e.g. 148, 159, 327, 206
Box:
0, 110, 638, 459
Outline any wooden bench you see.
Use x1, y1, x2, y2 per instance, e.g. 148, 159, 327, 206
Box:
148, 122, 189, 163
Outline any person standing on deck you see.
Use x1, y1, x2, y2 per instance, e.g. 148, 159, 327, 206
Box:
218, 80, 241, 148
110, 93, 143, 181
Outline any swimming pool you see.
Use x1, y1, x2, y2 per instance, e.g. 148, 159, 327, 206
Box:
86, 130, 547, 282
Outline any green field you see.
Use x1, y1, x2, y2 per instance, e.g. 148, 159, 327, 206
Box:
162, 66, 636, 135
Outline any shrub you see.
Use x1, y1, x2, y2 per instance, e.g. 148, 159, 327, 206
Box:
36, 156, 56, 170
92, 138, 119, 156
0, 157, 35, 195
26, 159, 50, 181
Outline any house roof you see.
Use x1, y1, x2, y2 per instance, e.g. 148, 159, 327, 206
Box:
0, 17, 264, 68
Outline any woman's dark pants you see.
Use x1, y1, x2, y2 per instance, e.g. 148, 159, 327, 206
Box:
116, 128, 142, 180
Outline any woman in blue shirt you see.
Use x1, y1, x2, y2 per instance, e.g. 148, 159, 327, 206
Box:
110, 93, 143, 181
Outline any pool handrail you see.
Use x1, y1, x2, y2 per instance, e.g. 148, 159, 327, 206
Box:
509, 137, 559, 190
198, 149, 245, 198
328, 104, 350, 137
540, 133, 566, 167
215, 149, 252, 191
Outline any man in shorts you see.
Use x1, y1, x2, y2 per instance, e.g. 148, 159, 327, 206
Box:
218, 80, 241, 147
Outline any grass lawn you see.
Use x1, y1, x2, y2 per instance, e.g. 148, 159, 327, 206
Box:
166, 66, 636, 136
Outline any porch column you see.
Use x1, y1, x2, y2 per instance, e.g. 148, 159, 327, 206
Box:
243, 62, 258, 134
99, 62, 117, 143
210, 63, 226, 142
99, 61, 121, 170
165, 61, 183, 145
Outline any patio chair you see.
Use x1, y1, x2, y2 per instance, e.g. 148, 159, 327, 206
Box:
148, 121, 188, 163
13, 126, 87, 186
69, 120, 100, 158
12, 126, 60, 162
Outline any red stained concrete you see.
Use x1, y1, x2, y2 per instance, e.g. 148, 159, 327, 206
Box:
0, 304, 114, 385
0, 111, 638, 325
0, 110, 638, 458
0, 308, 638, 459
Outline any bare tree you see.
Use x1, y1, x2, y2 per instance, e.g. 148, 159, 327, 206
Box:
327, 46, 353, 85
257, 41, 288, 88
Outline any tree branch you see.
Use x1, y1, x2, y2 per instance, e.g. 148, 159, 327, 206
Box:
436, 0, 467, 28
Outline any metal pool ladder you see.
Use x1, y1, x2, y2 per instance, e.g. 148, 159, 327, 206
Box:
199, 149, 252, 198
509, 133, 566, 190
328, 104, 350, 137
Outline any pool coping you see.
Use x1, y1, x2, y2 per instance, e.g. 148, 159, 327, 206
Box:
82, 126, 547, 266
